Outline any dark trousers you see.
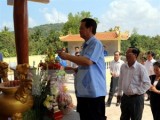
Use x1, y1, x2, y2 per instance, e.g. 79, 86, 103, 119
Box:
120, 94, 144, 120
77, 96, 106, 120
145, 90, 151, 101
150, 94, 160, 120
109, 77, 119, 96
107, 77, 119, 104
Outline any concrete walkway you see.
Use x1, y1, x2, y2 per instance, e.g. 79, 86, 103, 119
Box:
65, 74, 153, 120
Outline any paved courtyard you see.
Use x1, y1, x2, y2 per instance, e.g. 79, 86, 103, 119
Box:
65, 74, 153, 120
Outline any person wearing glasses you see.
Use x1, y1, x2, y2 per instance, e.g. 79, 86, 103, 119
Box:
117, 47, 151, 120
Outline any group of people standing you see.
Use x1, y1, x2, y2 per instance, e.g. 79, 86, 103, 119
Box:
106, 48, 160, 120
0, 17, 159, 120
0, 17, 158, 120
57, 17, 160, 120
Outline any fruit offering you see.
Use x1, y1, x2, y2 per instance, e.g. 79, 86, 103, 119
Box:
3, 80, 20, 87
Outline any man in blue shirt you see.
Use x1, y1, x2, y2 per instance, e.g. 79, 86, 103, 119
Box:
58, 18, 107, 120
0, 53, 3, 61
103, 45, 108, 56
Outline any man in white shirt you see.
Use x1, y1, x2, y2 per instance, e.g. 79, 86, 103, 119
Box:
144, 51, 156, 76
117, 47, 151, 120
144, 51, 156, 101
106, 51, 124, 107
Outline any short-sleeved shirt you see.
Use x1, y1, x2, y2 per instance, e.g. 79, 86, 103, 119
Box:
104, 50, 108, 56
75, 36, 106, 98
110, 59, 124, 77
0, 53, 3, 61
144, 59, 156, 76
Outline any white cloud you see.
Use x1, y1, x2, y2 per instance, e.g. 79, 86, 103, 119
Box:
42, 7, 67, 23
98, 0, 160, 36
29, 17, 37, 28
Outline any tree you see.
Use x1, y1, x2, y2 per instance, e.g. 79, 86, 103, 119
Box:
29, 28, 46, 55
62, 11, 99, 35
0, 27, 16, 57
28, 23, 65, 55
121, 33, 160, 60
29, 28, 65, 55
1, 26, 10, 32
46, 30, 64, 54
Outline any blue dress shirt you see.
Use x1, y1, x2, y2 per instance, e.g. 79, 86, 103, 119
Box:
75, 36, 107, 97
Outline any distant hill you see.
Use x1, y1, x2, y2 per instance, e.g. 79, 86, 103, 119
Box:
28, 23, 64, 36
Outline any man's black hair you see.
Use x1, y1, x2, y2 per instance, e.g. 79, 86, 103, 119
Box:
146, 51, 155, 57
114, 51, 121, 55
81, 18, 97, 35
153, 61, 160, 67
129, 47, 140, 57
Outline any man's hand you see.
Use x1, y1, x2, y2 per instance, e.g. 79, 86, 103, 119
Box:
64, 67, 78, 74
57, 51, 69, 60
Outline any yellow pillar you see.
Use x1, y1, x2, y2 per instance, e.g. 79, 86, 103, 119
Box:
117, 38, 121, 52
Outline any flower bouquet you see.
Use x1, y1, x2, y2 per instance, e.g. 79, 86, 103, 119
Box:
23, 47, 67, 120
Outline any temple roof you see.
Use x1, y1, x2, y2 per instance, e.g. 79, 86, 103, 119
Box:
60, 31, 129, 42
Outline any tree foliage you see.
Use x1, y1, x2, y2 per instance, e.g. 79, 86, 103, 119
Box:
0, 23, 65, 57
0, 27, 16, 57
1, 11, 160, 60
121, 33, 160, 59
29, 26, 64, 55
62, 11, 99, 35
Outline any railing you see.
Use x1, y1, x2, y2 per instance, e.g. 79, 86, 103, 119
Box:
105, 56, 114, 69
4, 55, 113, 80
3, 55, 46, 68
3, 55, 45, 80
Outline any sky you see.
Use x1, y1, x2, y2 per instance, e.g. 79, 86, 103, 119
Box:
0, 0, 160, 36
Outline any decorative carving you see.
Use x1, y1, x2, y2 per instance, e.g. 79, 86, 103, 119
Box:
15, 63, 32, 103
16, 63, 30, 80
0, 61, 9, 82
0, 63, 33, 119
114, 26, 120, 37
11, 113, 23, 120
15, 79, 32, 103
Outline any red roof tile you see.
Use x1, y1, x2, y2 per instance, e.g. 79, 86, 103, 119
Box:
60, 31, 129, 42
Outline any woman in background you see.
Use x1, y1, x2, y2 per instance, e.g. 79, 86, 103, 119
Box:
149, 61, 160, 120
